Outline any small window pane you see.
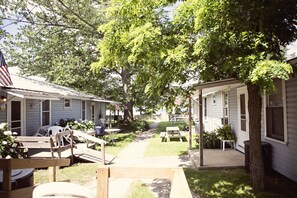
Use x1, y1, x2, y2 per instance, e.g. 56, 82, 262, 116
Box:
65, 99, 71, 108
42, 100, 50, 111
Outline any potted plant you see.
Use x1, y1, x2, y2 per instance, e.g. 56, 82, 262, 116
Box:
216, 125, 236, 141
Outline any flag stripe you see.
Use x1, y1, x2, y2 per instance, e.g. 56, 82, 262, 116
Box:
0, 51, 13, 87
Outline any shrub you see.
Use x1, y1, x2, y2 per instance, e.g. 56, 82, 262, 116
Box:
195, 131, 221, 149
59, 118, 75, 127
67, 119, 95, 131
0, 123, 27, 158
130, 120, 150, 132
216, 125, 237, 141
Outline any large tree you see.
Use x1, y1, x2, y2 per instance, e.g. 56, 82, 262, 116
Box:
171, 0, 296, 191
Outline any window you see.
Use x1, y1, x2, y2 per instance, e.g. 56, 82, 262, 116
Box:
41, 100, 50, 126
204, 97, 207, 117
81, 101, 86, 120
64, 99, 71, 108
239, 94, 246, 131
266, 79, 286, 141
222, 91, 229, 125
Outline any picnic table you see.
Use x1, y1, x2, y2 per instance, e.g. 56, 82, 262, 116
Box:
160, 127, 184, 142
104, 128, 121, 143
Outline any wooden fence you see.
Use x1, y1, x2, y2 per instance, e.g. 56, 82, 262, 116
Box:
97, 167, 193, 198
0, 158, 70, 198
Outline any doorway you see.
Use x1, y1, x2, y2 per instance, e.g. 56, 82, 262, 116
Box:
237, 87, 249, 152
7, 99, 24, 135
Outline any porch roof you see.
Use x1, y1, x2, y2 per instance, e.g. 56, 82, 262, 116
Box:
4, 88, 61, 100
191, 78, 242, 98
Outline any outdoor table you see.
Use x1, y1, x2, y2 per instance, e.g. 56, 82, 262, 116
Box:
104, 128, 121, 143
0, 168, 34, 190
166, 127, 182, 142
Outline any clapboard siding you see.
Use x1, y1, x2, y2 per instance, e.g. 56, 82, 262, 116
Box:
229, 88, 238, 137
0, 109, 7, 122
51, 99, 82, 125
203, 92, 224, 132
25, 99, 41, 136
261, 76, 297, 182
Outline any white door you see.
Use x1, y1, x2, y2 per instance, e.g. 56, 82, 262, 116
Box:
237, 87, 249, 152
7, 98, 24, 135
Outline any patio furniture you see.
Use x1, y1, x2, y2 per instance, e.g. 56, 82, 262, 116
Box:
32, 182, 96, 198
48, 126, 65, 146
104, 128, 120, 143
165, 126, 184, 142
16, 130, 74, 160
0, 158, 70, 198
221, 139, 235, 151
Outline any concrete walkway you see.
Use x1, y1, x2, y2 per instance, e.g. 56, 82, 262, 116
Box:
87, 121, 194, 197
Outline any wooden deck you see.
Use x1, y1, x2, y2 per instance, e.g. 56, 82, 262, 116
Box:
29, 143, 115, 164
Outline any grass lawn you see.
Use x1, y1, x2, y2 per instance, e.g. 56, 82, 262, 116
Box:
34, 162, 100, 185
126, 181, 155, 198
99, 132, 137, 156
144, 121, 189, 157
184, 168, 297, 198
145, 135, 189, 157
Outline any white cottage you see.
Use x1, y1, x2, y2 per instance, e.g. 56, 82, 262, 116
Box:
192, 57, 297, 182
0, 73, 119, 136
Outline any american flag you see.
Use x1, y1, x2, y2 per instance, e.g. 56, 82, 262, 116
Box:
0, 51, 13, 87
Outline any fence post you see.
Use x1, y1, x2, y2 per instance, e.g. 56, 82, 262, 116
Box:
97, 167, 109, 198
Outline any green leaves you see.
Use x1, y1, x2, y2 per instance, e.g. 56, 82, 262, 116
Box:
249, 60, 292, 93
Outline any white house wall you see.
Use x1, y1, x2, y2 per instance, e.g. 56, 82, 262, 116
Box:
260, 77, 297, 182
26, 99, 41, 136
0, 107, 7, 123
228, 87, 240, 150
203, 92, 224, 132
51, 99, 82, 125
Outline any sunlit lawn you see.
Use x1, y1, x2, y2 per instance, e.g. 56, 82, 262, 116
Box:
102, 132, 137, 156
144, 121, 189, 157
126, 181, 155, 198
145, 134, 189, 157
34, 163, 100, 185
184, 168, 297, 198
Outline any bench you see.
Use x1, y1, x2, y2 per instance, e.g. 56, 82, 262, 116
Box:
16, 130, 74, 160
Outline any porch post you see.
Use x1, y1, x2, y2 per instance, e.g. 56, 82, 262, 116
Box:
199, 89, 204, 166
188, 97, 192, 150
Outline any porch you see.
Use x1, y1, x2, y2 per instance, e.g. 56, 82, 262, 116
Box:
188, 149, 245, 170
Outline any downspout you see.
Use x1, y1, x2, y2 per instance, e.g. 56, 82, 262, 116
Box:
199, 89, 204, 166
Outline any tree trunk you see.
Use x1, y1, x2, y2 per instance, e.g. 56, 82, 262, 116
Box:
122, 68, 133, 122
247, 84, 265, 191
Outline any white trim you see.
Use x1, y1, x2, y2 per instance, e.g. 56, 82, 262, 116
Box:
263, 79, 288, 143
264, 137, 288, 145
237, 86, 249, 149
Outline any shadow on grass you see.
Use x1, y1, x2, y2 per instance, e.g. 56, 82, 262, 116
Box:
184, 168, 297, 198
184, 168, 255, 198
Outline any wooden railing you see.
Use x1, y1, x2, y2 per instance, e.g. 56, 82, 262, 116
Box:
73, 130, 107, 165
0, 158, 70, 198
96, 167, 193, 198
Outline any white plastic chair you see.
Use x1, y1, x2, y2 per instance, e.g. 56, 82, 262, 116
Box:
32, 182, 96, 198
